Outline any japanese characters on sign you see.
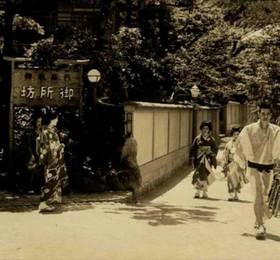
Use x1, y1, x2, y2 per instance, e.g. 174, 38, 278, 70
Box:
12, 68, 82, 107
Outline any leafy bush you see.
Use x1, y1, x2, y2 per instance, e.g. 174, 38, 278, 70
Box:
0, 11, 44, 35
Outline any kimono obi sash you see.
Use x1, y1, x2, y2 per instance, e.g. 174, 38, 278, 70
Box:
197, 146, 211, 158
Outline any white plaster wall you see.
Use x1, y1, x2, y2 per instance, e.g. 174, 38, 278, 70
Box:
124, 102, 193, 190
169, 111, 180, 152
125, 102, 193, 179
180, 111, 189, 147
195, 109, 209, 136
133, 110, 153, 165
226, 102, 244, 133
154, 110, 169, 159
188, 110, 193, 144
194, 108, 220, 140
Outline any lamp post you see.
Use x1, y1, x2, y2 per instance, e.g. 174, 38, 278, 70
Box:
190, 84, 200, 140
190, 84, 200, 100
87, 69, 101, 106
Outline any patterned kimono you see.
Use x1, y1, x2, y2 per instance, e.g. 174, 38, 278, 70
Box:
223, 139, 247, 194
190, 134, 218, 189
38, 126, 69, 204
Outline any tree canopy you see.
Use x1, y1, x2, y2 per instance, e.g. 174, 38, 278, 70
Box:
2, 0, 280, 108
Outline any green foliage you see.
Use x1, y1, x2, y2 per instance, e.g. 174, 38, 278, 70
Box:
103, 0, 280, 105
106, 26, 165, 102
13, 14, 44, 35
25, 26, 97, 66
25, 37, 62, 67
231, 24, 280, 102
169, 6, 216, 50
112, 26, 143, 57
0, 11, 45, 56
0, 11, 44, 35
19, 0, 280, 107
164, 0, 280, 105
220, 0, 280, 29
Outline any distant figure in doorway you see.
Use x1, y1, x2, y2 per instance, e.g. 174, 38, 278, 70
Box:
190, 121, 218, 199
119, 132, 142, 203
234, 102, 280, 240
37, 111, 69, 212
223, 127, 248, 201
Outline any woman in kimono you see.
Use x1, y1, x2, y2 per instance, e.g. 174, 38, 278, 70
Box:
223, 127, 248, 201
190, 121, 218, 199
38, 111, 69, 212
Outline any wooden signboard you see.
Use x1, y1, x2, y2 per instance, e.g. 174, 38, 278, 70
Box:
12, 68, 82, 107
3, 57, 88, 175
9, 65, 84, 167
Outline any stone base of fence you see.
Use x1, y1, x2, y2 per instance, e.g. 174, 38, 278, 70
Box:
138, 147, 190, 195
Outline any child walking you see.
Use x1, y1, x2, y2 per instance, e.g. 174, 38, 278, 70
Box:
223, 127, 248, 201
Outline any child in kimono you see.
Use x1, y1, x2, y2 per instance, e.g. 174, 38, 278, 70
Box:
190, 121, 218, 199
223, 127, 248, 201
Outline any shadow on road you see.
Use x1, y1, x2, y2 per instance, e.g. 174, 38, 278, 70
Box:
0, 190, 128, 213
39, 203, 96, 214
0, 202, 96, 213
104, 202, 224, 226
141, 165, 191, 202
0, 204, 37, 213
222, 199, 252, 204
242, 232, 280, 242
194, 206, 219, 210
198, 197, 221, 201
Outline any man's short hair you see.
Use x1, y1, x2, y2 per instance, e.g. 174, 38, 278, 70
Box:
259, 102, 272, 111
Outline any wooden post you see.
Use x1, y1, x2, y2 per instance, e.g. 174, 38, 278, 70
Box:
192, 105, 197, 141
92, 84, 97, 106
79, 64, 84, 114
3, 58, 32, 175
8, 60, 14, 173
1, 0, 14, 175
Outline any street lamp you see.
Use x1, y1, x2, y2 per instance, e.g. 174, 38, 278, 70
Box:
190, 84, 200, 141
87, 69, 101, 105
190, 84, 200, 99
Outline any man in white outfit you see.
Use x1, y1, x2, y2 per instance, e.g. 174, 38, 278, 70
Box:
234, 102, 280, 240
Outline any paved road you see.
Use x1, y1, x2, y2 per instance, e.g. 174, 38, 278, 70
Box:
0, 164, 279, 260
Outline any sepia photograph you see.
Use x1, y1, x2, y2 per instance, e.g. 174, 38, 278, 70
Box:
0, 0, 279, 259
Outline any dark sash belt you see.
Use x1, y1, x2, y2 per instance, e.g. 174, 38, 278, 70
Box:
248, 161, 274, 173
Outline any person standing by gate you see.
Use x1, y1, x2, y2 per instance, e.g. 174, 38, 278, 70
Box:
119, 132, 142, 203
190, 121, 218, 199
37, 110, 69, 212
234, 102, 280, 240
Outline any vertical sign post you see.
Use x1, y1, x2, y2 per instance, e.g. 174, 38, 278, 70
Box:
4, 57, 32, 174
